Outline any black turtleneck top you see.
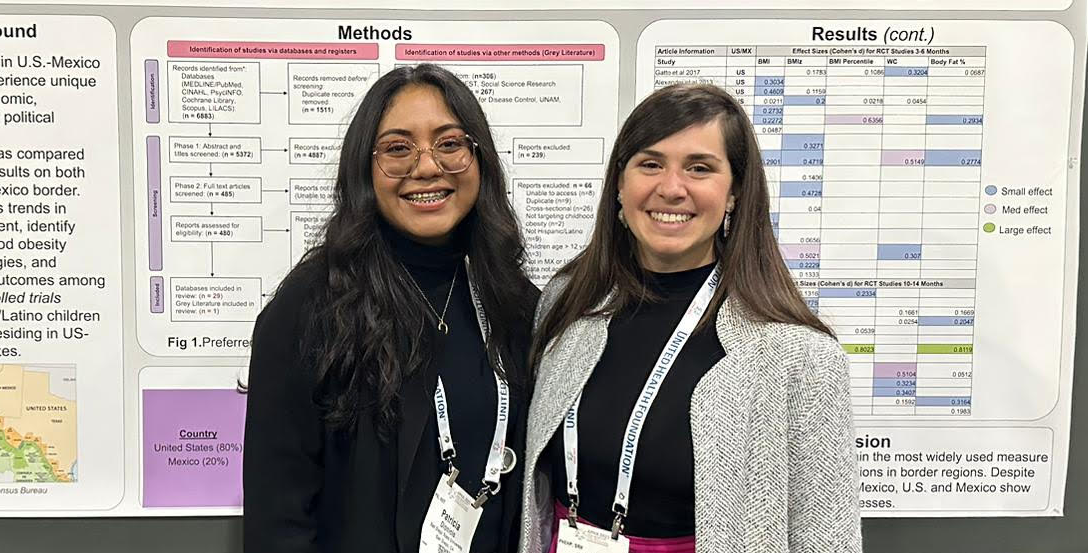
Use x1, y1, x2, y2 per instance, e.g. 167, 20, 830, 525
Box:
545, 262, 725, 538
385, 225, 510, 553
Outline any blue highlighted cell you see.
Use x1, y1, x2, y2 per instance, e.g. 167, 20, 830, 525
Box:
916, 397, 972, 407
758, 86, 785, 96
755, 105, 784, 116
873, 378, 917, 389
819, 288, 876, 298
762, 150, 781, 166
884, 66, 929, 77
754, 115, 784, 125
873, 387, 917, 398
780, 181, 823, 197
782, 134, 824, 150
784, 95, 826, 106
787, 260, 821, 270
927, 114, 983, 125
925, 149, 982, 167
918, 316, 975, 326
782, 150, 824, 166
756, 76, 786, 87
877, 244, 921, 261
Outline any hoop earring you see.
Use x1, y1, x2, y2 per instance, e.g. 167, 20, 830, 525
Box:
722, 211, 732, 239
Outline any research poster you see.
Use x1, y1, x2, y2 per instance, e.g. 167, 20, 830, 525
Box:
0, 1, 1083, 518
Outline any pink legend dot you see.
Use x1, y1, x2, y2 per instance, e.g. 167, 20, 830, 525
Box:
984, 204, 997, 214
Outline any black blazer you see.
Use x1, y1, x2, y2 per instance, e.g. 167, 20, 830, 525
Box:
243, 266, 531, 553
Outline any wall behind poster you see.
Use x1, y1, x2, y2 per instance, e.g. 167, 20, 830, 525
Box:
0, 0, 1085, 551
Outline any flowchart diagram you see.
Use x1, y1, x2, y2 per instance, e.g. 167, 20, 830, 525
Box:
131, 18, 619, 358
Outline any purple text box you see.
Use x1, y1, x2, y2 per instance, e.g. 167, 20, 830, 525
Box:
142, 389, 246, 507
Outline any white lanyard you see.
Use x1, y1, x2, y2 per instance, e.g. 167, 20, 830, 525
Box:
431, 259, 513, 507
562, 264, 721, 538
434, 374, 510, 500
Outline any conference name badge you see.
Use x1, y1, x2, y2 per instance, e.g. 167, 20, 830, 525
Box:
556, 522, 630, 553
418, 476, 483, 553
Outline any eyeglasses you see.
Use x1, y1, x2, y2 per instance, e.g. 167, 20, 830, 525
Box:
372, 134, 478, 178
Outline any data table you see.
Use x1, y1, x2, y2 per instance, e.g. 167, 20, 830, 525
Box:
652, 45, 985, 417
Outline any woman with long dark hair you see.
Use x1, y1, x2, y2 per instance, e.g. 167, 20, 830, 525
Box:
520, 84, 861, 553
243, 64, 538, 553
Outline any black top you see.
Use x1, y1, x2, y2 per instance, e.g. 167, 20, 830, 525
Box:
243, 224, 531, 553
385, 226, 510, 553
546, 262, 725, 538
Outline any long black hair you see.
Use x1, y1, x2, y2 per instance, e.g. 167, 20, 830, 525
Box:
288, 64, 536, 439
531, 84, 831, 370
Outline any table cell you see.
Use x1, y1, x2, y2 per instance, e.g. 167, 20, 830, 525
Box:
878, 228, 922, 243
879, 212, 923, 228
820, 228, 879, 243
825, 150, 881, 166
823, 196, 878, 213
825, 165, 880, 181
821, 181, 879, 197
880, 196, 923, 212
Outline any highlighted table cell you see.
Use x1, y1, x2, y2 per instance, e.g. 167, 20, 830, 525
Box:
917, 343, 974, 354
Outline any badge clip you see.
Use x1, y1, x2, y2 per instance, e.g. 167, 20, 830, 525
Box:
610, 511, 625, 541
472, 481, 500, 509
445, 465, 460, 487
566, 495, 579, 528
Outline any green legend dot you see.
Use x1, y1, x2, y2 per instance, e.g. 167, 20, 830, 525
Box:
983, 222, 996, 233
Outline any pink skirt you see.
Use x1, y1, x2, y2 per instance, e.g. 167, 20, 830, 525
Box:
548, 501, 696, 553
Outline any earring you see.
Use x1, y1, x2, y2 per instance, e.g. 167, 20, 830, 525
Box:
617, 192, 628, 228
722, 211, 732, 239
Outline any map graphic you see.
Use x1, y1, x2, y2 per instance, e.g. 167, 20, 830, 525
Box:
0, 365, 77, 483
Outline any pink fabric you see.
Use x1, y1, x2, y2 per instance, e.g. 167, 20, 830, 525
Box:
548, 501, 696, 553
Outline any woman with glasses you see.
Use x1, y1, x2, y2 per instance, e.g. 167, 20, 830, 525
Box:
244, 64, 538, 553
519, 84, 861, 553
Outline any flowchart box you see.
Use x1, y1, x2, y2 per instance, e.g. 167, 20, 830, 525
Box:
169, 136, 262, 164
512, 137, 604, 165
288, 62, 380, 125
171, 215, 263, 242
289, 138, 340, 165
289, 178, 335, 206
168, 61, 261, 124
290, 211, 331, 261
170, 277, 261, 322
170, 176, 262, 203
443, 64, 584, 127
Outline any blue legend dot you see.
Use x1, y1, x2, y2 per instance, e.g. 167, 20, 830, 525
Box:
984, 185, 998, 196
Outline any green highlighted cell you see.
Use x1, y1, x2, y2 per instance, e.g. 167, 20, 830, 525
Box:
842, 343, 876, 354
983, 222, 995, 233
918, 343, 974, 354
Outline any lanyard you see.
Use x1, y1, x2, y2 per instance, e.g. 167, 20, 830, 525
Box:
431, 258, 512, 508
562, 264, 721, 538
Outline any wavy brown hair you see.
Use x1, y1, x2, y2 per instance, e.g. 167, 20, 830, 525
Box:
531, 84, 831, 368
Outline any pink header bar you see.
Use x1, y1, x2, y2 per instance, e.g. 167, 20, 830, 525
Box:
167, 41, 378, 60
396, 43, 605, 61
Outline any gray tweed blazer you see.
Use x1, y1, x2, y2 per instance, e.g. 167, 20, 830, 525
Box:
519, 275, 862, 553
